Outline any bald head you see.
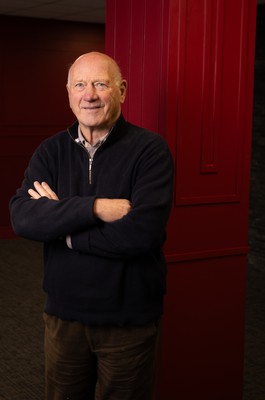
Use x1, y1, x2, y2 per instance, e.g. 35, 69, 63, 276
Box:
67, 52, 123, 88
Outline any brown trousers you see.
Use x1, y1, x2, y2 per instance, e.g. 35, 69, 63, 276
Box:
43, 313, 160, 400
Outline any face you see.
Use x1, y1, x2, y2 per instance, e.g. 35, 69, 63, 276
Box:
67, 53, 127, 134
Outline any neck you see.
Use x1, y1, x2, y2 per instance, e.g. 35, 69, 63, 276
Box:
80, 125, 110, 145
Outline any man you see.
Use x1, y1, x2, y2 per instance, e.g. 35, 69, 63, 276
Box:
10, 52, 174, 400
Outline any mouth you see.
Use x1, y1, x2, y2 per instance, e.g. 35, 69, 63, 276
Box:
81, 105, 103, 110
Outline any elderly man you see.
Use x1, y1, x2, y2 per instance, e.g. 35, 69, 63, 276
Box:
10, 52, 174, 400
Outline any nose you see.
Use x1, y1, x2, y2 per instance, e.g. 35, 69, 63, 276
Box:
83, 84, 98, 101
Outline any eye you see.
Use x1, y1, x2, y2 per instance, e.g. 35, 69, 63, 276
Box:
94, 81, 109, 91
74, 82, 86, 90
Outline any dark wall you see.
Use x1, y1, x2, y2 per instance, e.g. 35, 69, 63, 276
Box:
0, 16, 105, 237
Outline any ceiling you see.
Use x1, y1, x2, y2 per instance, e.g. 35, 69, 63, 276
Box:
0, 0, 105, 24
0, 0, 264, 25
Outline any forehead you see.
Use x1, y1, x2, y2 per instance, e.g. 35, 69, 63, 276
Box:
70, 57, 115, 81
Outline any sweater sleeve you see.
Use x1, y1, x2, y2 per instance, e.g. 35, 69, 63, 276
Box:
9, 141, 98, 242
70, 137, 174, 258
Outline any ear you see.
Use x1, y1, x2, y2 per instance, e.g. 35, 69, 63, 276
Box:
119, 80, 127, 103
66, 84, 72, 108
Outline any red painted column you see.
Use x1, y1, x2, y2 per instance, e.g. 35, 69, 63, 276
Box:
105, 1, 257, 399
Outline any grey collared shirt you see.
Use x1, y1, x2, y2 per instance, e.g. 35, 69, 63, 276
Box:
78, 125, 110, 158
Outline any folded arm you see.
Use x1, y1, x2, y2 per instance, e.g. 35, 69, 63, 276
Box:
28, 180, 132, 222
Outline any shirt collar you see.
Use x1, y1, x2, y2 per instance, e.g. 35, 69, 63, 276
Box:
78, 125, 111, 149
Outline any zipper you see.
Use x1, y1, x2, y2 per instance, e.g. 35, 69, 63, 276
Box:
88, 155, 93, 184
67, 128, 94, 185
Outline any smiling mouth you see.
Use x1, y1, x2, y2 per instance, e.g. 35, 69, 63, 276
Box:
82, 105, 103, 110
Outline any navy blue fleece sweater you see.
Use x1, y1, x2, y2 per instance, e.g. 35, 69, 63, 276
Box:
9, 115, 174, 325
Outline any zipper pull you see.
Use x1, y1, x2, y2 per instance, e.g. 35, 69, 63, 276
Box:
89, 156, 93, 184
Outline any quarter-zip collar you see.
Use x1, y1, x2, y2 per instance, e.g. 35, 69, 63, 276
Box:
67, 113, 127, 147
78, 125, 111, 158
67, 115, 126, 184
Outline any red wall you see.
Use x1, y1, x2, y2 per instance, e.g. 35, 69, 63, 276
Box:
0, 16, 105, 238
106, 0, 256, 399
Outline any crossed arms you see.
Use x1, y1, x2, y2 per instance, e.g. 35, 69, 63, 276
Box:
10, 135, 174, 258
28, 181, 132, 223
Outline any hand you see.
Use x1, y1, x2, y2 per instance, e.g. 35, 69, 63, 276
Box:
28, 181, 59, 200
93, 198, 132, 222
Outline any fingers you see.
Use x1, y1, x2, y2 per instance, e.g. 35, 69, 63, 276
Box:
28, 188, 41, 199
39, 182, 59, 200
28, 181, 59, 200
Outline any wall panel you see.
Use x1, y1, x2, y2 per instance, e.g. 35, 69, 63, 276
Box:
165, 0, 256, 261
168, 0, 249, 205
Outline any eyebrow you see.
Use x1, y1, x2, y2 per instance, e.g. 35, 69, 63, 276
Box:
74, 78, 110, 82
92, 79, 110, 84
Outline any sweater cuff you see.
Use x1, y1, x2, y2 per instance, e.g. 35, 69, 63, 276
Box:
70, 196, 98, 253
85, 195, 98, 225
71, 230, 91, 253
